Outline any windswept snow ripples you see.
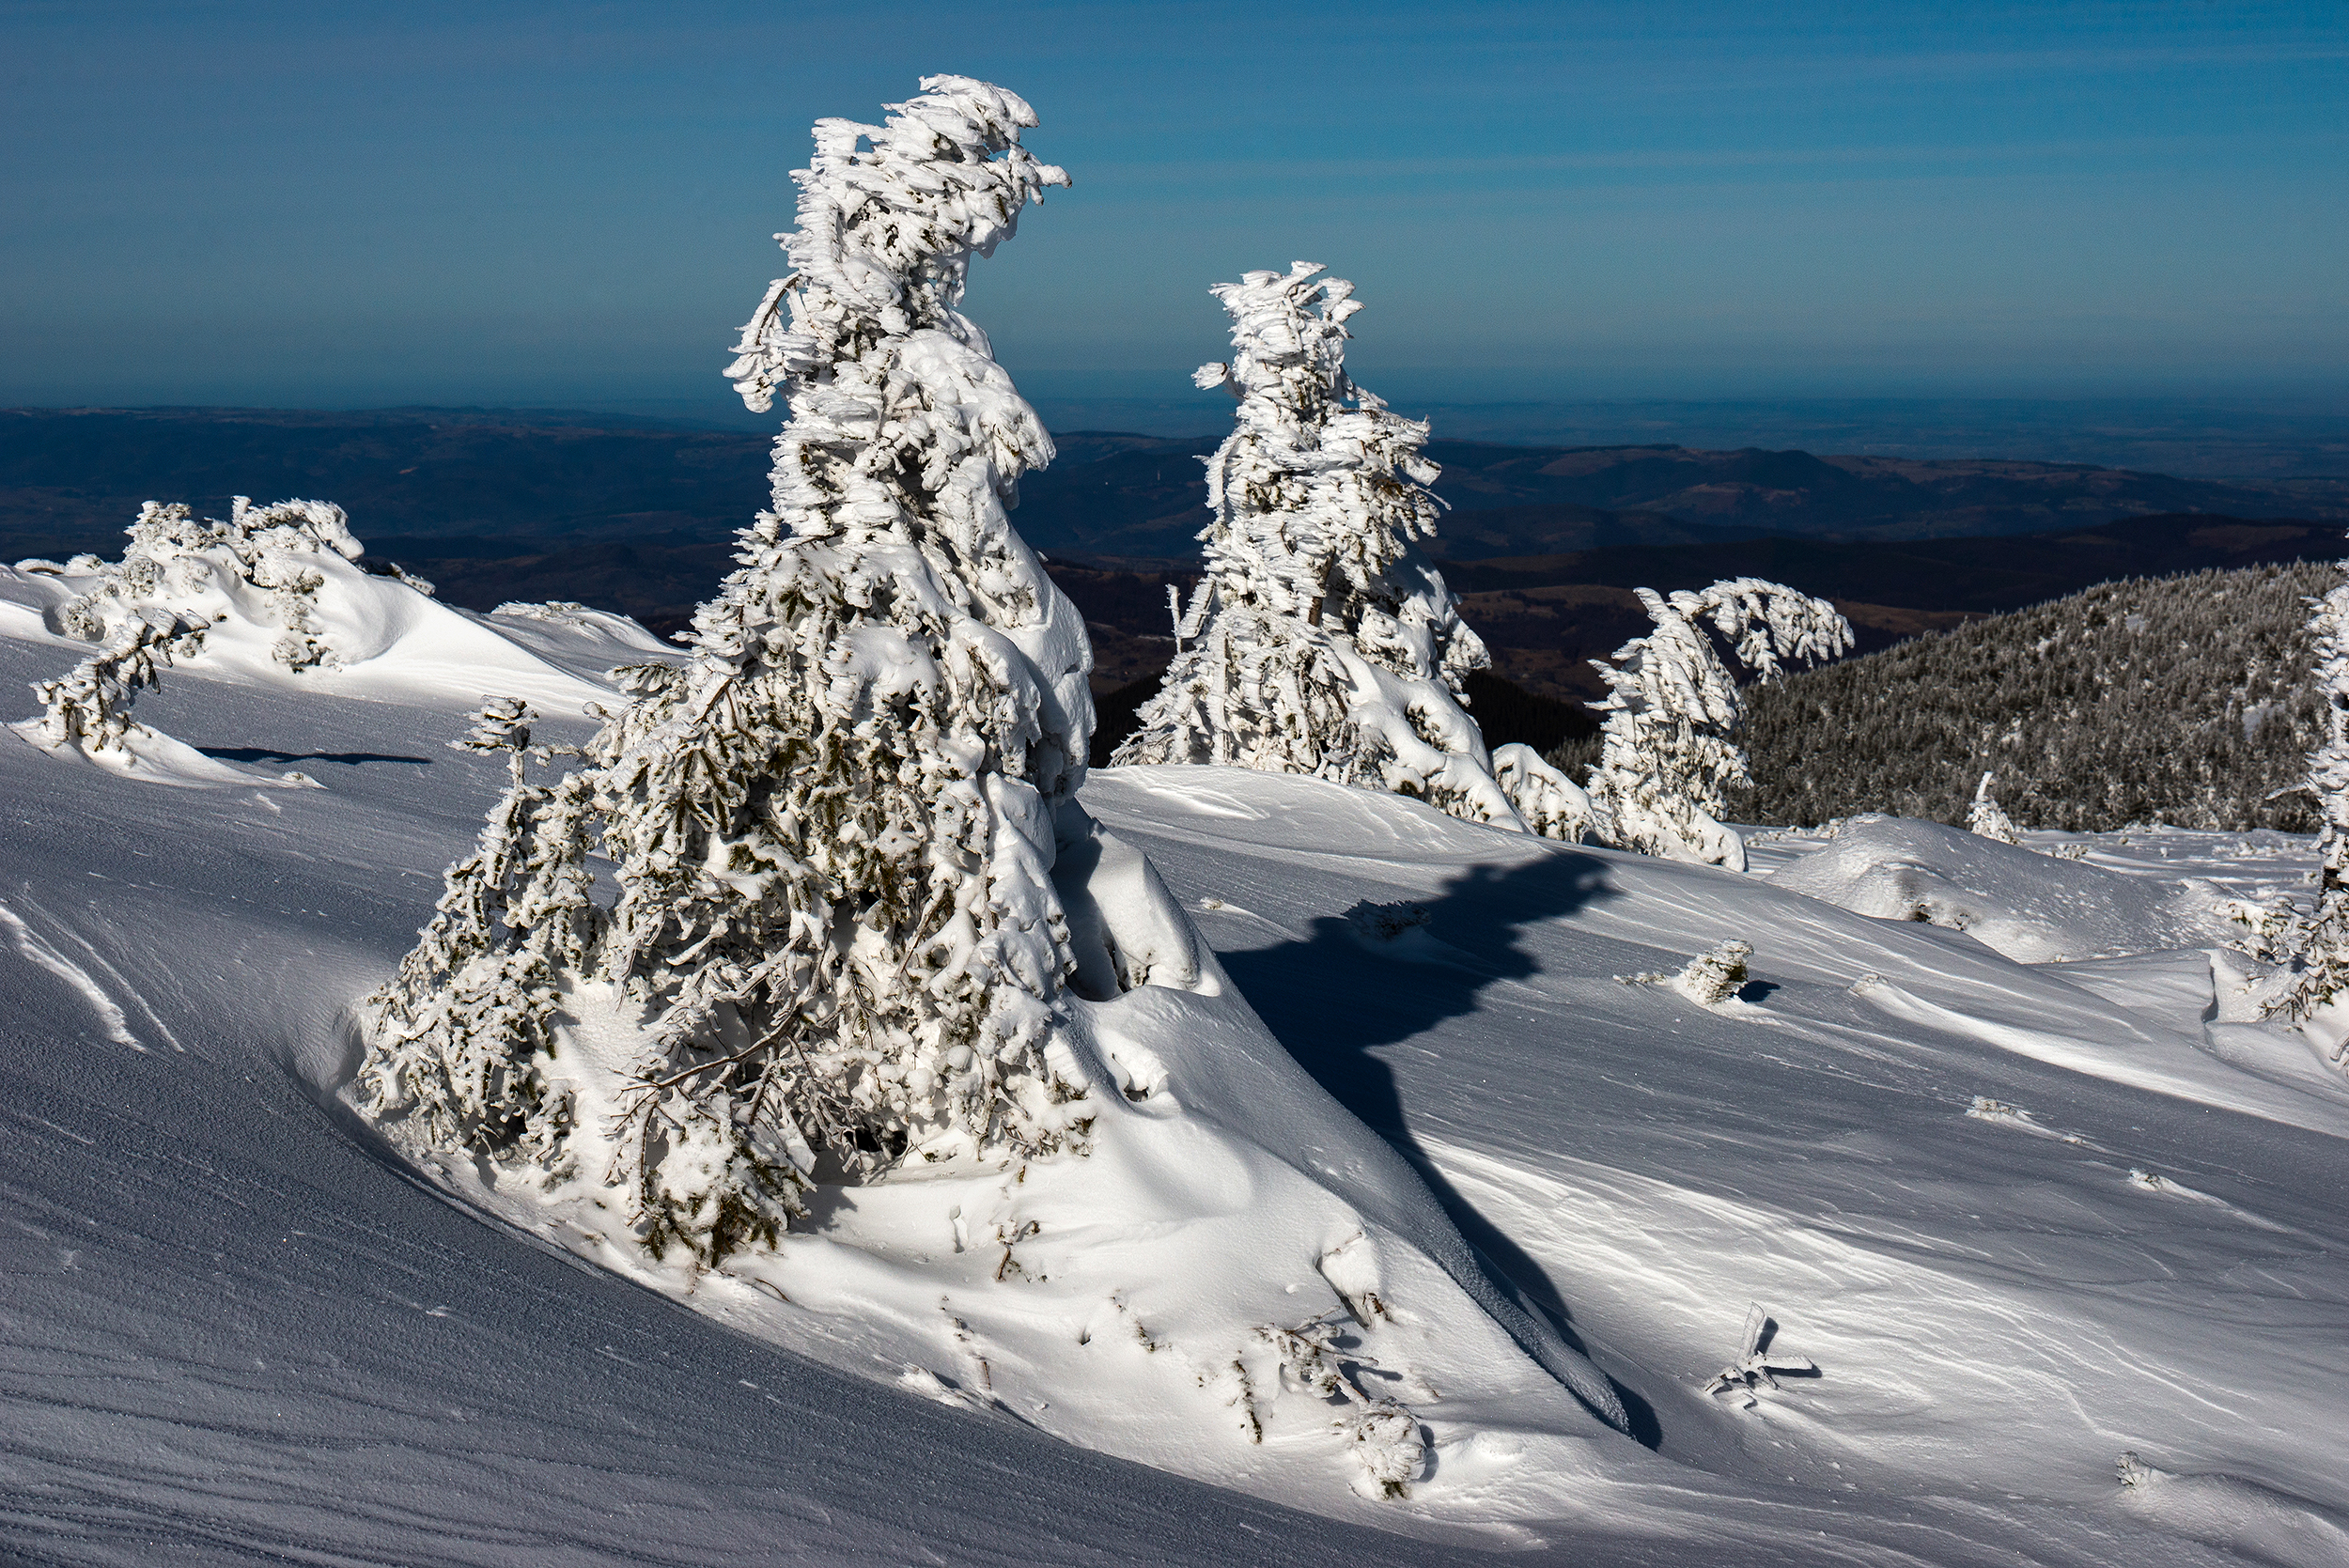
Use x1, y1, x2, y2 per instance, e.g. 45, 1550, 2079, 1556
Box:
6, 593, 2349, 1562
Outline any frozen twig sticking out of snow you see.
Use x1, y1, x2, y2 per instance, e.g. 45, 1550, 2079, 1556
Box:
1702, 1304, 1817, 1408
361, 77, 1116, 1267
1583, 579, 1851, 871
1616, 939, 1755, 1007
1968, 771, 2024, 845
1250, 1313, 1426, 1498
1112, 262, 1588, 840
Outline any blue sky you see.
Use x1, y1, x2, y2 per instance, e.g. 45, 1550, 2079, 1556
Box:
3, 0, 2343, 416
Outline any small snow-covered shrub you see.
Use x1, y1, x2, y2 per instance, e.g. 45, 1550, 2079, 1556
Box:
23, 496, 367, 757
59, 497, 363, 672
360, 77, 1103, 1266
1968, 771, 2023, 845
31, 610, 211, 756
1112, 263, 1556, 835
1249, 1312, 1426, 1498
1345, 899, 1431, 942
1616, 939, 1754, 1007
1584, 579, 1851, 871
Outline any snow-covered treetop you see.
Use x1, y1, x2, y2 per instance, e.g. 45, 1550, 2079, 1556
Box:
725, 75, 1069, 419
1190, 262, 1446, 629
710, 74, 1082, 790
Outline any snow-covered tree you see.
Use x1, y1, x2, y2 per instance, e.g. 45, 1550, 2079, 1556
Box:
1968, 771, 2023, 844
2266, 573, 2349, 1039
1112, 263, 1571, 834
358, 76, 1099, 1265
1584, 579, 1851, 871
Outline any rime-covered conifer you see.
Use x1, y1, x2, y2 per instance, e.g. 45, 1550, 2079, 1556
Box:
358, 77, 1097, 1265
2267, 574, 2349, 1040
1112, 263, 1553, 832
1584, 579, 1851, 871
31, 611, 210, 756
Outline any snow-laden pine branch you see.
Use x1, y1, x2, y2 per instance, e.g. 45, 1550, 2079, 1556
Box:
1112, 262, 1590, 838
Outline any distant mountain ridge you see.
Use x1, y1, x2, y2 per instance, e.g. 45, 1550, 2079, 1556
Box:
5, 408, 2341, 567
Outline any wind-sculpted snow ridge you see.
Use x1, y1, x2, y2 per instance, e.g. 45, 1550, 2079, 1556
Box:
348, 78, 1636, 1517
1, 503, 612, 786
1112, 262, 1585, 840
1582, 578, 1852, 871
1764, 814, 2253, 966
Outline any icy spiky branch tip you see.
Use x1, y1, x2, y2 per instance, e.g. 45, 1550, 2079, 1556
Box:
1702, 1304, 1816, 1408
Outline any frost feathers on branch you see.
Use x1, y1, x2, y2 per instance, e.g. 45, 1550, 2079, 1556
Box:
1118, 263, 1575, 837
1585, 578, 1852, 871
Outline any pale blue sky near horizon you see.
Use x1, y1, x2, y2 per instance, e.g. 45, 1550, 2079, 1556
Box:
4, 0, 2344, 424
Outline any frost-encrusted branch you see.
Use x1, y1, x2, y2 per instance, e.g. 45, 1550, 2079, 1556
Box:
1584, 579, 1852, 870
358, 78, 1103, 1267
1112, 264, 1565, 834
1249, 1312, 1426, 1498
1702, 1304, 1817, 1408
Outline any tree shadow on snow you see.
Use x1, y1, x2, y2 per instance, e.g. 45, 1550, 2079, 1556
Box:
201, 747, 432, 767
1220, 847, 1663, 1449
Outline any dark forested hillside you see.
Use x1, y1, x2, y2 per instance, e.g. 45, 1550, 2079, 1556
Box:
1716, 562, 2337, 832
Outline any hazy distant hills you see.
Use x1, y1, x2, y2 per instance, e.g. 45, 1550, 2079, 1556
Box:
7, 405, 2346, 729
6, 409, 2341, 565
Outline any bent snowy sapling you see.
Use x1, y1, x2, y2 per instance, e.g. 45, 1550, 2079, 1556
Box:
1584, 579, 1851, 871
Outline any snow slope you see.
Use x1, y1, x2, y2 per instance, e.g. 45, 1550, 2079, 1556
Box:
4, 613, 2348, 1565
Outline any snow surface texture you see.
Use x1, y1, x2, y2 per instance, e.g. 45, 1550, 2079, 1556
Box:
1581, 578, 1852, 872
1112, 262, 1580, 839
6, 600, 2349, 1558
